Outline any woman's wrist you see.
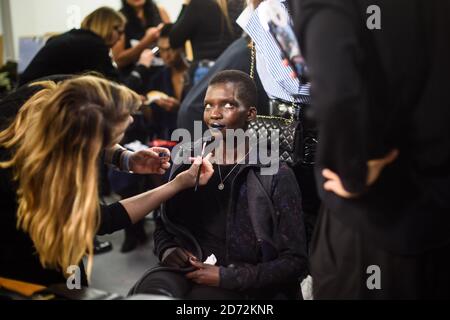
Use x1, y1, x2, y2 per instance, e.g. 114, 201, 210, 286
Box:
172, 173, 191, 192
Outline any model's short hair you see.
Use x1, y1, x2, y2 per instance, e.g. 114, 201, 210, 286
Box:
208, 70, 257, 108
81, 7, 126, 45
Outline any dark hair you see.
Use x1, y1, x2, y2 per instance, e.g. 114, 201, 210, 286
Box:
160, 23, 173, 38
209, 70, 257, 108
120, 0, 161, 29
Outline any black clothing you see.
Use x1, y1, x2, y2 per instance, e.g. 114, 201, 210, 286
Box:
133, 270, 244, 300
0, 78, 132, 286
170, 0, 235, 61
298, 0, 450, 255
121, 1, 162, 50
152, 140, 307, 298
18, 29, 145, 90
177, 37, 270, 135
311, 207, 450, 299
0, 147, 132, 286
145, 67, 184, 141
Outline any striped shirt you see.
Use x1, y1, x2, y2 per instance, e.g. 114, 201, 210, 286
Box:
237, 1, 311, 104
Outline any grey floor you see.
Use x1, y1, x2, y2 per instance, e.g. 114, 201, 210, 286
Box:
90, 218, 159, 297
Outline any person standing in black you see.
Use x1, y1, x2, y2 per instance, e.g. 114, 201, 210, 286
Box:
296, 0, 450, 299
169, 0, 241, 85
112, 0, 170, 75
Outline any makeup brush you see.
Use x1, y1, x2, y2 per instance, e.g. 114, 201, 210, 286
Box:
194, 142, 207, 192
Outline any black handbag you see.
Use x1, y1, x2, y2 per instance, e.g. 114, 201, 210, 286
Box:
248, 115, 303, 166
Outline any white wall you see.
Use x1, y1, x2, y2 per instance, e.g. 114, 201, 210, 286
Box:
0, 3, 3, 35
9, 0, 183, 61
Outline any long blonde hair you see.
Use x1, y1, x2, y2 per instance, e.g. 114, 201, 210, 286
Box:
0, 75, 141, 278
81, 7, 126, 45
216, 0, 234, 36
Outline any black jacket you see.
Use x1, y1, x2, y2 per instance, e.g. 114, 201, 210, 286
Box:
18, 29, 146, 90
170, 0, 236, 61
297, 0, 450, 254
154, 140, 307, 297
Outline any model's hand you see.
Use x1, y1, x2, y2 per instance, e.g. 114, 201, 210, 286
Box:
129, 147, 171, 174
155, 97, 180, 112
175, 154, 214, 190
323, 149, 399, 199
162, 247, 196, 268
186, 259, 220, 287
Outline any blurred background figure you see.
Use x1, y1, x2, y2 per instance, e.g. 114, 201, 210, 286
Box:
112, 0, 170, 76
144, 23, 189, 142
169, 0, 244, 87
18, 7, 154, 90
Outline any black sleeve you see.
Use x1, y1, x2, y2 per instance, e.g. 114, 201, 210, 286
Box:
97, 202, 132, 235
299, 1, 368, 193
169, 2, 198, 49
219, 165, 308, 291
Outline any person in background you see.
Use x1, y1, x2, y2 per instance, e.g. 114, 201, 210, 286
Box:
145, 23, 189, 142
297, 0, 450, 298
19, 7, 153, 91
112, 0, 171, 75
0, 75, 214, 287
169, 0, 242, 85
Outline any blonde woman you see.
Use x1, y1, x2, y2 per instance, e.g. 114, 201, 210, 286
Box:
18, 7, 154, 90
0, 75, 213, 287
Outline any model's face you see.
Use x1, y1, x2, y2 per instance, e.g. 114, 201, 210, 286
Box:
157, 37, 178, 66
203, 83, 256, 138
126, 0, 146, 9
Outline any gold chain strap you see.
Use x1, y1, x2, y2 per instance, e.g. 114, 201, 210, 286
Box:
250, 40, 256, 80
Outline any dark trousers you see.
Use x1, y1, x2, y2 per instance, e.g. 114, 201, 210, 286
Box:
310, 206, 450, 299
133, 270, 244, 300
293, 164, 321, 252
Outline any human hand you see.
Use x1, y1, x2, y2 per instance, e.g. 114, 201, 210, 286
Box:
323, 149, 399, 199
155, 97, 180, 112
143, 24, 163, 44
174, 154, 214, 190
138, 49, 155, 68
129, 147, 171, 174
162, 247, 196, 268
186, 258, 220, 287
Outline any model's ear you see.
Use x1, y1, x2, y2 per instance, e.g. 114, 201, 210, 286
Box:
247, 106, 257, 122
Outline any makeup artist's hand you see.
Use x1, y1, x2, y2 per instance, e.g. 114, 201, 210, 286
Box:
129, 147, 171, 174
175, 154, 214, 190
162, 247, 196, 268
186, 258, 220, 287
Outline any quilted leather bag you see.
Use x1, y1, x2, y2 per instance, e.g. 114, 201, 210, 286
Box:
248, 115, 302, 166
